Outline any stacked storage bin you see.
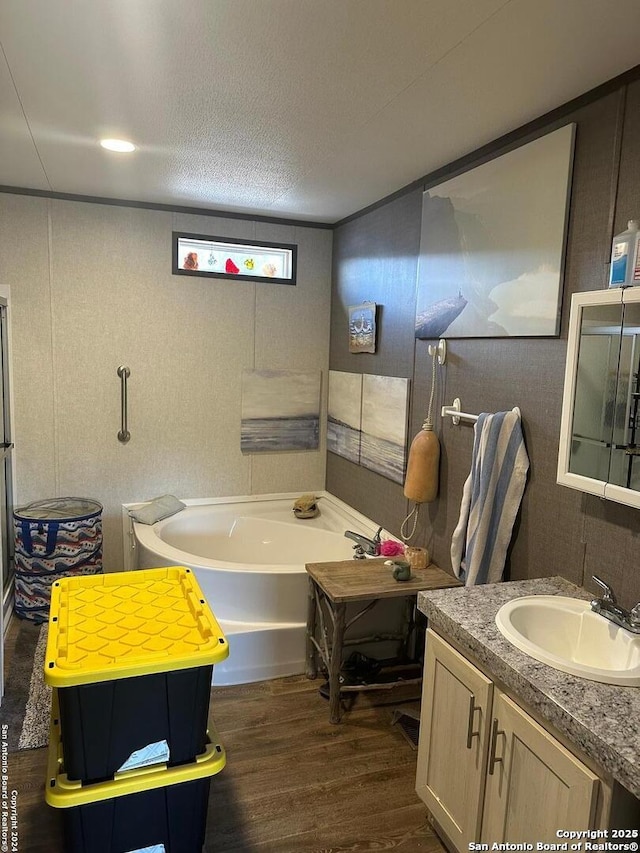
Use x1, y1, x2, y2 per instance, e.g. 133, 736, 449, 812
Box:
44, 566, 229, 853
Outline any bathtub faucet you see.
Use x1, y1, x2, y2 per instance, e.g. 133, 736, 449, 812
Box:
344, 527, 382, 559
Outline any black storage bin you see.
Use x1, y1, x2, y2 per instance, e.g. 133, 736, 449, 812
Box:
62, 775, 212, 853
58, 665, 213, 782
46, 687, 226, 853
14, 497, 102, 622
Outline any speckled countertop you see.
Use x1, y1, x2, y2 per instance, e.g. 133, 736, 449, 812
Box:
417, 576, 640, 799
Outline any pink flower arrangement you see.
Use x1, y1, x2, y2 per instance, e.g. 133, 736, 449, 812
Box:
379, 539, 405, 557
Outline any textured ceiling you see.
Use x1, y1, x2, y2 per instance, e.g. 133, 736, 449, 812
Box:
1, 0, 639, 223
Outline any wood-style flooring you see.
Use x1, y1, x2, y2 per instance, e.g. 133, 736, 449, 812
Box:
5, 624, 446, 852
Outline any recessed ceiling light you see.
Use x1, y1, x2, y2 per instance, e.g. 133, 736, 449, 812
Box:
100, 138, 136, 153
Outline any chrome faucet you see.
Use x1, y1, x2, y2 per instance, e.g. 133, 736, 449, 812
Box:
344, 526, 382, 559
590, 575, 640, 634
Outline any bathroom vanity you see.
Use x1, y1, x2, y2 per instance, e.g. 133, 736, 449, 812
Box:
416, 577, 640, 851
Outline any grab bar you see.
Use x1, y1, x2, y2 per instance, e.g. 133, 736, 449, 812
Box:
117, 365, 131, 443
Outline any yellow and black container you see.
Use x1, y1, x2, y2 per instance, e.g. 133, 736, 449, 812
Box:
44, 566, 229, 783
46, 689, 226, 853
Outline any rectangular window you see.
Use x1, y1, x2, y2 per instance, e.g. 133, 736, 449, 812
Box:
173, 232, 297, 285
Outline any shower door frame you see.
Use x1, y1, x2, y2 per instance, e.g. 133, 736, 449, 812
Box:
0, 290, 16, 703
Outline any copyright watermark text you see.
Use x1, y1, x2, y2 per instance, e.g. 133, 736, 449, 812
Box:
469, 830, 639, 853
1, 724, 18, 852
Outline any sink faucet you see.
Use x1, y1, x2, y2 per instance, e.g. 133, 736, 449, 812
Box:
344, 527, 382, 559
590, 575, 640, 634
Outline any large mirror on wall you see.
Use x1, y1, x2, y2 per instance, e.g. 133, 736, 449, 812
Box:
558, 288, 640, 508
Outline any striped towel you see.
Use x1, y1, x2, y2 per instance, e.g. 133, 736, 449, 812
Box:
451, 409, 529, 586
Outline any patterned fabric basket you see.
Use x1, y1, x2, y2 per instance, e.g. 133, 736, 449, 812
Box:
14, 497, 103, 623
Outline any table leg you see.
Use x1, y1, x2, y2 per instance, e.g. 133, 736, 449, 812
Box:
306, 577, 318, 679
400, 596, 415, 660
329, 602, 347, 725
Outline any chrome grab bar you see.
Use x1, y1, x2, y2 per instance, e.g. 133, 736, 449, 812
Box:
117, 365, 131, 443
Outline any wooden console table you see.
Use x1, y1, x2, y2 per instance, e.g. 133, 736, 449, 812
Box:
305, 558, 460, 723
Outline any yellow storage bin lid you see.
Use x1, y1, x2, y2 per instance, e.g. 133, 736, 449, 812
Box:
45, 566, 229, 687
46, 689, 226, 808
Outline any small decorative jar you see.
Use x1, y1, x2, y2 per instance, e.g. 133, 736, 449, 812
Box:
405, 546, 429, 570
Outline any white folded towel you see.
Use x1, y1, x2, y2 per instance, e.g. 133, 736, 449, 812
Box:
451, 409, 529, 586
128, 494, 185, 525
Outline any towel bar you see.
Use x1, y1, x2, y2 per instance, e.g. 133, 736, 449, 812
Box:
441, 398, 477, 425
441, 398, 521, 426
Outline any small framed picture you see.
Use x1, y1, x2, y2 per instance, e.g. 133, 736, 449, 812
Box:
348, 302, 377, 354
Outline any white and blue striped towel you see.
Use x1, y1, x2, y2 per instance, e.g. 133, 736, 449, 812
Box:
451, 409, 529, 586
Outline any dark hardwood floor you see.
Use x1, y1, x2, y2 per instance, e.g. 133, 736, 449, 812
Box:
4, 619, 446, 852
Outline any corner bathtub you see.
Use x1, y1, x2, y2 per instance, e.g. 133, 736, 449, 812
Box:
125, 492, 385, 686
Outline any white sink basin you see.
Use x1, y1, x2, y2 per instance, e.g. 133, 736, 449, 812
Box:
495, 596, 640, 686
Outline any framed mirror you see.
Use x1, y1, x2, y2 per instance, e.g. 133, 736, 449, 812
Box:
558, 288, 640, 508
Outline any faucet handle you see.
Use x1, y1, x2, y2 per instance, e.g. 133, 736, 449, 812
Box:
630, 603, 640, 626
592, 575, 617, 603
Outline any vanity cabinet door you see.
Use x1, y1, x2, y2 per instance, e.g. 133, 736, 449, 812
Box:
416, 630, 493, 850
481, 691, 600, 844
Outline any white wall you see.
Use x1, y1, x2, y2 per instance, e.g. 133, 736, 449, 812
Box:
0, 194, 333, 569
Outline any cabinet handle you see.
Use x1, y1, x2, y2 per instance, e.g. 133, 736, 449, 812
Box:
488, 717, 504, 775
466, 694, 480, 749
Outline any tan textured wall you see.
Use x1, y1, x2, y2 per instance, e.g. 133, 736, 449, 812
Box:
329, 78, 640, 609
0, 197, 332, 570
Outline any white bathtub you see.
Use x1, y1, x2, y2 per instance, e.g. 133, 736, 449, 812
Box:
123, 492, 386, 686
